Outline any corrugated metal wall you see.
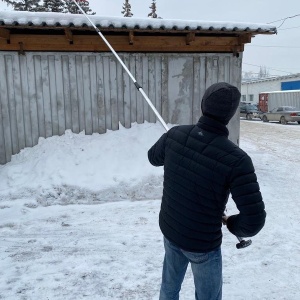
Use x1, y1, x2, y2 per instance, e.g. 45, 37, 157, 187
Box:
0, 51, 241, 164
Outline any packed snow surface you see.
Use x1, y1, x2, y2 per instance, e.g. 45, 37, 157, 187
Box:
0, 120, 299, 299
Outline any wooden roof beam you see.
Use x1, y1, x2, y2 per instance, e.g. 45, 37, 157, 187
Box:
186, 32, 195, 45
0, 28, 10, 43
129, 31, 134, 45
64, 28, 73, 44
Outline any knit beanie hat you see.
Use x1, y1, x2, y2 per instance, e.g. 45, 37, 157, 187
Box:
201, 82, 241, 125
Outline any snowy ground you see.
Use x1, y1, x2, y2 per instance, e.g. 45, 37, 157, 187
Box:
0, 120, 299, 300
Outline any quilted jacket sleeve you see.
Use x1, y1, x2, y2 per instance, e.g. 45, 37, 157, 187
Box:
148, 132, 168, 167
227, 155, 266, 238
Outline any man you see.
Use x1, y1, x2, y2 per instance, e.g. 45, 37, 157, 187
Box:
148, 82, 266, 300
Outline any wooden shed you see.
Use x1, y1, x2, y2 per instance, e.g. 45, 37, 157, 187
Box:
0, 11, 276, 164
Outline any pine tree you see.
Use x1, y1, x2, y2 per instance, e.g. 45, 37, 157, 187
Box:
148, 0, 158, 18
0, 0, 42, 11
65, 0, 95, 15
43, 0, 65, 12
121, 0, 133, 17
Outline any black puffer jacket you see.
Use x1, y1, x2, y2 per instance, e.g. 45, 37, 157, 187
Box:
148, 116, 266, 252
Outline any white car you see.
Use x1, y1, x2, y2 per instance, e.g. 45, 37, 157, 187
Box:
261, 106, 300, 125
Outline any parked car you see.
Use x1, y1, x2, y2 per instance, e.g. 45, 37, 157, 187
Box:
261, 106, 300, 125
240, 103, 260, 120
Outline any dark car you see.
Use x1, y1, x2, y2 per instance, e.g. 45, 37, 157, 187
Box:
240, 103, 260, 120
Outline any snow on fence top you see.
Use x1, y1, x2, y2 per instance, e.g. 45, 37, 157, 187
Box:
0, 11, 277, 34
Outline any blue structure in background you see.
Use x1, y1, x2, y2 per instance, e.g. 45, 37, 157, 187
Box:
281, 80, 300, 90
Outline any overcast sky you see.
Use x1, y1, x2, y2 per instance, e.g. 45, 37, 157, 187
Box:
0, 0, 299, 77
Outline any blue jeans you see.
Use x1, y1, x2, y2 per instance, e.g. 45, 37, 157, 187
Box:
159, 237, 222, 300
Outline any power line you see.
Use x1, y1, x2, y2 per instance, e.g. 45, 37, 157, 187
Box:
246, 45, 300, 49
242, 63, 294, 74
267, 13, 300, 29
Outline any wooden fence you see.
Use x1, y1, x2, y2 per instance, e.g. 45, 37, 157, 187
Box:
0, 51, 241, 164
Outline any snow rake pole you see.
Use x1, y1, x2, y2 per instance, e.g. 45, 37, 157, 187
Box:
71, 0, 169, 132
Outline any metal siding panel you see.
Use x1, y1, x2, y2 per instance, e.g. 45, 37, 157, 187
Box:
5, 55, 19, 155
95, 55, 106, 133
82, 55, 92, 135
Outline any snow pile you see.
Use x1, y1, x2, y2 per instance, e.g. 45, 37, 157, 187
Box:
0, 121, 299, 299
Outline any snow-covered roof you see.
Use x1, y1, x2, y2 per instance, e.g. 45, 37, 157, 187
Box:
0, 11, 277, 34
242, 73, 300, 84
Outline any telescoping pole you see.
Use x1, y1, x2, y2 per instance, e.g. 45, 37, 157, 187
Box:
71, 0, 169, 132
72, 0, 250, 249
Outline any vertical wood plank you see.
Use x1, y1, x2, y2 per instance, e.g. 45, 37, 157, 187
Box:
136, 54, 144, 124
109, 56, 119, 131
123, 54, 131, 128
0, 55, 12, 162
205, 56, 214, 88
54, 54, 66, 135
19, 55, 33, 147
27, 54, 39, 145
148, 55, 156, 123
0, 66, 6, 163
129, 55, 137, 125
95, 55, 105, 133
75, 55, 85, 132
116, 54, 124, 127
34, 55, 46, 138
48, 55, 59, 136
154, 55, 162, 122
142, 55, 150, 122
62, 55, 72, 131
82, 55, 92, 135
161, 55, 168, 124
103, 56, 112, 130
192, 56, 201, 123
167, 56, 193, 125
89, 55, 99, 133
41, 55, 53, 138
12, 54, 26, 151
5, 55, 19, 155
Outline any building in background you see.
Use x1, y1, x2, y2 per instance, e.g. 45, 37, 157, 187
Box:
241, 74, 300, 104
